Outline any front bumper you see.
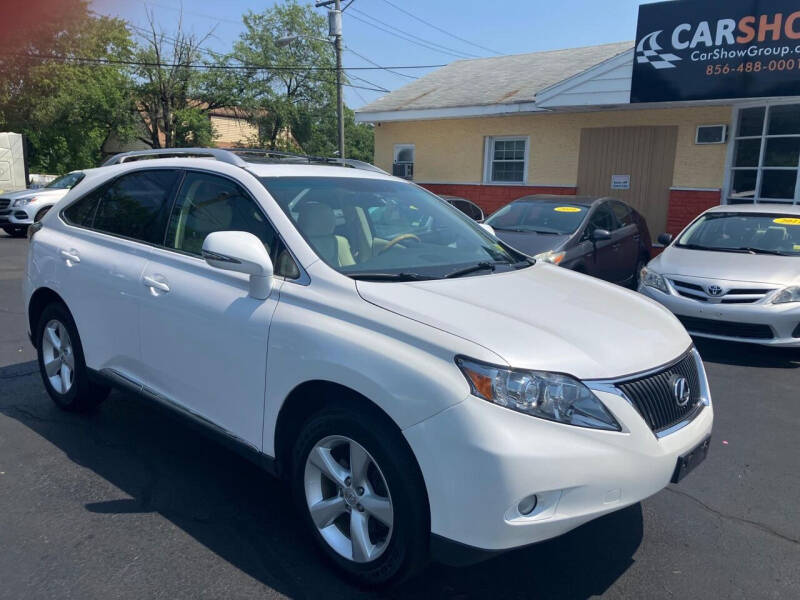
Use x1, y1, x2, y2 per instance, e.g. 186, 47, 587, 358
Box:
404, 380, 713, 552
0, 202, 37, 225
639, 283, 800, 347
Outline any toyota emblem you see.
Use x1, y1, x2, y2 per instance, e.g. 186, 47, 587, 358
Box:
707, 285, 723, 296
671, 375, 691, 407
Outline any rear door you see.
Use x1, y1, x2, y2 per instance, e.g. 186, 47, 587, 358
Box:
136, 170, 289, 449
56, 169, 181, 377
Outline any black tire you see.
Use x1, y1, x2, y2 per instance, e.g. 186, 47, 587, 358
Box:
36, 302, 110, 412
3, 225, 27, 238
291, 407, 429, 587
34, 207, 51, 222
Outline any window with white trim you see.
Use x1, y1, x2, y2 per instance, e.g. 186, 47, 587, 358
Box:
727, 103, 800, 205
393, 144, 414, 180
484, 136, 528, 184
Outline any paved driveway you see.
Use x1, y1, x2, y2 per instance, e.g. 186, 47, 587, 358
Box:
1, 231, 798, 599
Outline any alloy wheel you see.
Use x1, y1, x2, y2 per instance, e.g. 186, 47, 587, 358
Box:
41, 319, 75, 394
303, 435, 394, 563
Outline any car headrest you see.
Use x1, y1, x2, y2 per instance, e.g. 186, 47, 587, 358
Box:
298, 202, 336, 237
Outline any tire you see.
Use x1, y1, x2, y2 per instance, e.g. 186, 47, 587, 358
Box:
3, 225, 27, 238
34, 207, 51, 222
36, 302, 109, 412
632, 256, 647, 290
291, 407, 429, 586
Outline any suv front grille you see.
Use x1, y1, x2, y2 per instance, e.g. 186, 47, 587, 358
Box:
0, 199, 10, 210
676, 315, 774, 339
616, 352, 703, 434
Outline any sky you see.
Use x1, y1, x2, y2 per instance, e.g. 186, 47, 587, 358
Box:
90, 0, 663, 109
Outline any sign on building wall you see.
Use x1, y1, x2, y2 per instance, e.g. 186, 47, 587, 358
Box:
631, 0, 800, 103
611, 174, 631, 190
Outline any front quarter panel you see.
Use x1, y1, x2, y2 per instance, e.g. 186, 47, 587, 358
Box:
262, 262, 507, 456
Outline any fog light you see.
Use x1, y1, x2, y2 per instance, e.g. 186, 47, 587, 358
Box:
518, 495, 538, 516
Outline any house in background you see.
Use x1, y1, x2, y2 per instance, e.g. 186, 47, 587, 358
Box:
102, 106, 264, 158
356, 6, 800, 241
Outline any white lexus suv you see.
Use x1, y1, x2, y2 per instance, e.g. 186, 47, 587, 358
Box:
24, 148, 713, 585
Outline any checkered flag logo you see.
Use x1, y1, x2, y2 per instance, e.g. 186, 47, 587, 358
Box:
636, 30, 682, 69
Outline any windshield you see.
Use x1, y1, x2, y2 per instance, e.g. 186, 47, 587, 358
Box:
260, 176, 526, 279
486, 201, 588, 234
45, 172, 84, 189
677, 213, 800, 256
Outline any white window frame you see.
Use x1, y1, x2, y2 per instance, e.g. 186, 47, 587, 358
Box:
724, 99, 800, 205
393, 143, 415, 164
695, 124, 728, 145
483, 136, 530, 185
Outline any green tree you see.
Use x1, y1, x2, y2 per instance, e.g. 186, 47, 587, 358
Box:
233, 1, 340, 151
132, 10, 241, 149
0, 0, 137, 173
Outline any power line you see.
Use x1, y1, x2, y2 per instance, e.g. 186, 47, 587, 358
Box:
379, 0, 503, 56
7, 52, 391, 93
348, 8, 479, 59
345, 46, 418, 80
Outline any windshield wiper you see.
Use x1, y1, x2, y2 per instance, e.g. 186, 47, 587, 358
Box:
490, 226, 526, 232
347, 272, 436, 282
737, 247, 791, 256
677, 243, 750, 254
443, 261, 500, 279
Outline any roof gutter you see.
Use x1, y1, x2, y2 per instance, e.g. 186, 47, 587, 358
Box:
355, 101, 546, 123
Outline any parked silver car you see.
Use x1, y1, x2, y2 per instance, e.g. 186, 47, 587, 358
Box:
640, 204, 800, 347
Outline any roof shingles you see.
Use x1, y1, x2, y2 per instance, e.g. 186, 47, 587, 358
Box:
357, 41, 632, 114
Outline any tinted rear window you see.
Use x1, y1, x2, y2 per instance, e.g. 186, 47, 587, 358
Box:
92, 170, 181, 244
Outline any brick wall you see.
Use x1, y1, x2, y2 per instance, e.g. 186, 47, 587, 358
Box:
666, 189, 722, 236
420, 183, 577, 216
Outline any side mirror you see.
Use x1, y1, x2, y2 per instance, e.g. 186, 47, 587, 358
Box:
657, 232, 674, 246
591, 228, 611, 242
202, 231, 274, 300
479, 223, 495, 236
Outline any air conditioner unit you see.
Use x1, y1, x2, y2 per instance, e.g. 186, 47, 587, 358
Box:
393, 162, 413, 180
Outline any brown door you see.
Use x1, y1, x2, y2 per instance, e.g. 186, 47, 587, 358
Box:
577, 126, 678, 240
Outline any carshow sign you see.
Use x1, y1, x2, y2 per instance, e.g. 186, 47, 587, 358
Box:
631, 0, 800, 103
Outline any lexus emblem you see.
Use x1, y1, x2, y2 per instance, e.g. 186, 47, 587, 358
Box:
707, 285, 723, 296
671, 376, 691, 407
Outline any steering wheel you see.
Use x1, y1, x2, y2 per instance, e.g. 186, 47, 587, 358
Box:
377, 233, 422, 255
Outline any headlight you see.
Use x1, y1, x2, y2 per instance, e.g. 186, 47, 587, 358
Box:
456, 357, 620, 431
12, 197, 36, 207
641, 266, 668, 293
772, 285, 800, 304
534, 250, 566, 265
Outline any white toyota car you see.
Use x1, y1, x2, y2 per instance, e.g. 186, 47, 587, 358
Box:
24, 149, 713, 585
640, 204, 800, 347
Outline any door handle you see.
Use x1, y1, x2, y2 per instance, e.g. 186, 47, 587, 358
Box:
143, 275, 170, 294
60, 249, 80, 264
611, 243, 621, 251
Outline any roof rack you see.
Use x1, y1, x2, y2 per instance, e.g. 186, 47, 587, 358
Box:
102, 147, 388, 175
102, 147, 248, 167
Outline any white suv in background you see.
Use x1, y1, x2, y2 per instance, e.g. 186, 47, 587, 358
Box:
24, 148, 713, 585
0, 171, 86, 237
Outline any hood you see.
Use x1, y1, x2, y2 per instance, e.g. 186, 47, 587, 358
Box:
356, 263, 691, 380
493, 230, 570, 256
652, 246, 800, 286
0, 188, 65, 200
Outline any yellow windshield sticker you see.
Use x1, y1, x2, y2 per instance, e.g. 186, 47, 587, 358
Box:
773, 217, 800, 226
554, 206, 582, 213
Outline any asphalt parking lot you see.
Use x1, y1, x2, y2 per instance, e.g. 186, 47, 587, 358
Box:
1, 231, 799, 600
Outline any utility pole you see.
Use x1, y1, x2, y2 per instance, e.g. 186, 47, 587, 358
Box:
316, 0, 345, 159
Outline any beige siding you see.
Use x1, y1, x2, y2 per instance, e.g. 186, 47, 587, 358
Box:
374, 105, 732, 189
211, 115, 258, 147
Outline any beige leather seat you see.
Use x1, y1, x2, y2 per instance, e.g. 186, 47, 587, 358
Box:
298, 202, 356, 267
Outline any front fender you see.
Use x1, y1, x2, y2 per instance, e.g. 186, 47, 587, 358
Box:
262, 275, 505, 456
